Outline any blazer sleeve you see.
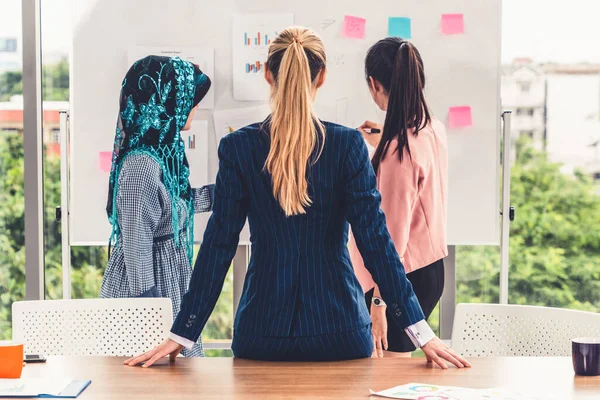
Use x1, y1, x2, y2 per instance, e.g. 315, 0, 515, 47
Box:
171, 137, 249, 342
192, 184, 215, 213
116, 157, 162, 297
343, 130, 425, 329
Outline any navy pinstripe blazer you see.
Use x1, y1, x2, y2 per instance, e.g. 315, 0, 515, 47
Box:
172, 121, 424, 340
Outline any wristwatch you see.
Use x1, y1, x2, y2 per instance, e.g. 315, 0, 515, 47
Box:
372, 296, 386, 307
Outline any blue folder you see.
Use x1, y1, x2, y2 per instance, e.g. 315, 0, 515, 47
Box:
5, 380, 91, 399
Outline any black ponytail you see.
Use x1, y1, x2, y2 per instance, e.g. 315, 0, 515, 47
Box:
365, 38, 431, 173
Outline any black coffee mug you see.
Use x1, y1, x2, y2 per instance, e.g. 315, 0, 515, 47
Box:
572, 337, 600, 376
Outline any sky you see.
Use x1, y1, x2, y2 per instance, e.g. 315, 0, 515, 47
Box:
1, 0, 600, 64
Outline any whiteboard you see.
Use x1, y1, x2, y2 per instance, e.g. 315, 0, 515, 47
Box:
70, 0, 501, 246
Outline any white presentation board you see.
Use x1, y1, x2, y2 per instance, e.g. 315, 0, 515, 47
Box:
70, 0, 501, 246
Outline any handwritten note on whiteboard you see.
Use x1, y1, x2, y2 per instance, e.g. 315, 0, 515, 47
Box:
448, 106, 473, 129
441, 14, 465, 35
98, 151, 112, 173
388, 17, 412, 39
342, 15, 366, 39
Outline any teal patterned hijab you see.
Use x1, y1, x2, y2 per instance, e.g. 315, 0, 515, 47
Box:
107, 56, 211, 262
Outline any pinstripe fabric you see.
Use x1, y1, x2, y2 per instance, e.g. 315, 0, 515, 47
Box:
231, 324, 373, 361
172, 121, 425, 357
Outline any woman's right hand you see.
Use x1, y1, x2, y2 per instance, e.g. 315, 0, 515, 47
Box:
371, 304, 388, 358
358, 121, 383, 149
124, 338, 183, 368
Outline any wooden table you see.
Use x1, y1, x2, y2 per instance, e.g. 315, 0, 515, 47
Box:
7, 356, 600, 399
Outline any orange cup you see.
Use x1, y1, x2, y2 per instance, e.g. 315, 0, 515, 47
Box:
0, 343, 24, 378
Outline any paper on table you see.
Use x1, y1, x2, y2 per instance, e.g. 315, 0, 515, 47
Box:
441, 14, 465, 35
370, 384, 549, 400
479, 388, 551, 400
388, 17, 411, 39
127, 47, 215, 109
98, 151, 112, 173
212, 105, 271, 148
342, 15, 366, 39
181, 120, 209, 188
0, 378, 71, 397
232, 13, 294, 101
448, 106, 473, 129
369, 383, 485, 400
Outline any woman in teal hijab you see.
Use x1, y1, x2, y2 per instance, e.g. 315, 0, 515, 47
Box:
100, 56, 213, 357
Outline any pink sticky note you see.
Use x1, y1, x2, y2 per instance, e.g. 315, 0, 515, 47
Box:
99, 151, 112, 173
343, 15, 367, 39
448, 106, 472, 129
441, 14, 464, 35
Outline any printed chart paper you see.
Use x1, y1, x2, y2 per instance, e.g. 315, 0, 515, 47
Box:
128, 47, 215, 109
370, 383, 479, 400
232, 13, 294, 101
369, 383, 549, 400
212, 105, 271, 148
181, 120, 209, 187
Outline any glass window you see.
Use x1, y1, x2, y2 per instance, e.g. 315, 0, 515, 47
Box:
40, 1, 234, 355
41, 0, 107, 302
0, 0, 24, 340
498, 0, 600, 313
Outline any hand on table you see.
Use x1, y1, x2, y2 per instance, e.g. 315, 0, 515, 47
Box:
371, 304, 388, 358
124, 338, 183, 368
421, 337, 471, 369
358, 121, 383, 149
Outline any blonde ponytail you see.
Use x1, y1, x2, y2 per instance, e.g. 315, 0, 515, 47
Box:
265, 27, 326, 217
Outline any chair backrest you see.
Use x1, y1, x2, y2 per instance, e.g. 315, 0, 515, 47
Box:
12, 298, 173, 356
452, 303, 600, 357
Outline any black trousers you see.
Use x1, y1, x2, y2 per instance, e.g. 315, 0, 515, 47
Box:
365, 259, 445, 352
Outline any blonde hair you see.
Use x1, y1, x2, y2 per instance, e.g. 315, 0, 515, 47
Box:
265, 26, 326, 217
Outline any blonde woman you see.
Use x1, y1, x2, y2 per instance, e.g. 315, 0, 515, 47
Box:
125, 27, 469, 366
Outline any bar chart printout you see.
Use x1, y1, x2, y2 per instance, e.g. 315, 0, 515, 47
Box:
180, 121, 208, 187
245, 61, 264, 73
243, 31, 278, 46
233, 13, 294, 100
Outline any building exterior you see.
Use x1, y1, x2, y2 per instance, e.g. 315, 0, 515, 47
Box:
502, 59, 600, 179
501, 58, 547, 151
0, 36, 21, 73
0, 97, 68, 157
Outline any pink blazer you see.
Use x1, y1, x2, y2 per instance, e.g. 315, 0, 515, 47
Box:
349, 118, 449, 293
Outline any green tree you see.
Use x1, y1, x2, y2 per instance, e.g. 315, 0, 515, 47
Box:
0, 71, 23, 101
0, 58, 69, 101
458, 137, 600, 311
0, 133, 25, 337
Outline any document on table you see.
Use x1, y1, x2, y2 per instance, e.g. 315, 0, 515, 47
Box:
0, 378, 91, 398
369, 383, 550, 400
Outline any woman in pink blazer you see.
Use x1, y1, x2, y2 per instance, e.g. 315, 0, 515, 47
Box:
349, 38, 449, 357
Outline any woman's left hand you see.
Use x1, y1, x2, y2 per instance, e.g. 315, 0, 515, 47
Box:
124, 338, 183, 368
421, 337, 471, 369
371, 304, 388, 358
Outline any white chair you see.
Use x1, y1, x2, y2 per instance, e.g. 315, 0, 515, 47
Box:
451, 303, 600, 357
12, 298, 173, 357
